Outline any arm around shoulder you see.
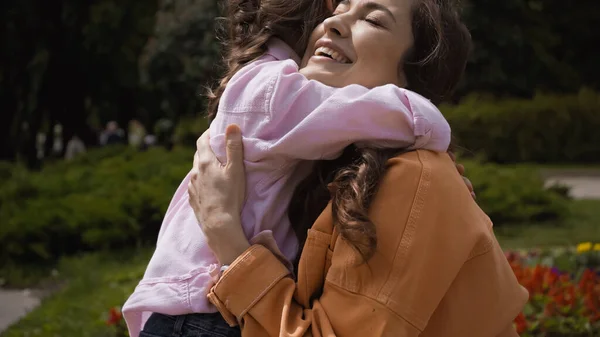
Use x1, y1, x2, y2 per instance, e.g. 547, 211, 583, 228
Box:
207, 150, 526, 336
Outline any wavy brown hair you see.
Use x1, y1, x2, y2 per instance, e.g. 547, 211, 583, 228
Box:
289, 0, 472, 264
207, 0, 471, 264
206, 0, 331, 119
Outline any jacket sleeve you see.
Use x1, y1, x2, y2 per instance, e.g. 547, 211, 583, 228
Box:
206, 244, 421, 337
206, 151, 527, 336
205, 152, 435, 336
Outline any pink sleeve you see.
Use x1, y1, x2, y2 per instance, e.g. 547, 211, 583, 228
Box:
262, 60, 451, 160
211, 59, 450, 163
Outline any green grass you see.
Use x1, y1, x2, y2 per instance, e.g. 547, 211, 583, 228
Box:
527, 163, 600, 170
1, 248, 152, 337
1, 201, 598, 337
0, 263, 55, 289
496, 200, 600, 249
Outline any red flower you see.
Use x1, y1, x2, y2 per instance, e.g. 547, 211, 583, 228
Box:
558, 273, 570, 284
106, 307, 123, 326
578, 269, 595, 290
544, 301, 555, 316
514, 312, 527, 334
505, 252, 600, 334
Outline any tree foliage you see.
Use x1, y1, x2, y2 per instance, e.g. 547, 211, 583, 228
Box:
460, 0, 598, 97
1, 0, 598, 164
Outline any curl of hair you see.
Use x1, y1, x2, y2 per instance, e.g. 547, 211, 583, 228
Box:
206, 0, 330, 120
288, 0, 472, 266
206, 0, 471, 266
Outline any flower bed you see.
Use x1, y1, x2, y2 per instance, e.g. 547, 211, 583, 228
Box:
509, 243, 600, 336
105, 307, 128, 337
103, 243, 600, 337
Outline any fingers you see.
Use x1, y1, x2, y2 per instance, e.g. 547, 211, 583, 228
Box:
194, 130, 219, 170
456, 163, 465, 176
462, 177, 476, 199
463, 176, 473, 192
447, 150, 456, 163
192, 152, 199, 175
225, 124, 244, 170
447, 151, 465, 176
188, 180, 198, 211
196, 130, 211, 157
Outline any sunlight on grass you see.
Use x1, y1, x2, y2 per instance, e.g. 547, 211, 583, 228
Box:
496, 200, 600, 249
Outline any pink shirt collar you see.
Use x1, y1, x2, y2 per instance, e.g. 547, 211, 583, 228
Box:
266, 38, 302, 64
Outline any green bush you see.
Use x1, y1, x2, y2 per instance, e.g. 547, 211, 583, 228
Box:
463, 160, 570, 225
0, 146, 192, 265
0, 144, 569, 265
173, 114, 210, 147
443, 89, 600, 163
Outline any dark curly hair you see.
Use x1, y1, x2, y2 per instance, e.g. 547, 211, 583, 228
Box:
207, 0, 472, 264
288, 0, 471, 264
206, 0, 331, 119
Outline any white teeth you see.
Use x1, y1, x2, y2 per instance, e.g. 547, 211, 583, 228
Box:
314, 46, 350, 63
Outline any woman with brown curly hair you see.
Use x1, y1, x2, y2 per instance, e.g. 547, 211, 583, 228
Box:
185, 0, 528, 336
125, 0, 482, 334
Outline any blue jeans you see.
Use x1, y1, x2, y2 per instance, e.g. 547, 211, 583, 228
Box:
141, 312, 241, 337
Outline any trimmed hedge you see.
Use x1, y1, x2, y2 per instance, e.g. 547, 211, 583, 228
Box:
174, 114, 210, 147
462, 160, 570, 225
0, 147, 569, 265
0, 146, 191, 265
442, 89, 600, 163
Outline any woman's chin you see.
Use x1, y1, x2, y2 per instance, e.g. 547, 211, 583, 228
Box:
299, 63, 348, 88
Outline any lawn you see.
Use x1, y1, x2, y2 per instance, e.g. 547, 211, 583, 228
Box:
2, 200, 599, 337
496, 200, 600, 249
1, 249, 152, 337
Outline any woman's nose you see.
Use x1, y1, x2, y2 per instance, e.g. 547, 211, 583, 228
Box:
323, 15, 350, 38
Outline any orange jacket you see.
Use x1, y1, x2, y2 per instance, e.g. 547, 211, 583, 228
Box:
208, 150, 528, 336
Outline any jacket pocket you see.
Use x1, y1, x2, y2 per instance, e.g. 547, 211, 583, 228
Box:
295, 229, 332, 307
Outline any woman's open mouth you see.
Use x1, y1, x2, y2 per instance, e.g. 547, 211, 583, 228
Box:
313, 47, 352, 64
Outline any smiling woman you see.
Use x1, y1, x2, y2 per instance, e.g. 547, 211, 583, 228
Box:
122, 0, 525, 336
300, 0, 414, 88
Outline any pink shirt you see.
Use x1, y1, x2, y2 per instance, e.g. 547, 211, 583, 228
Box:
123, 38, 451, 337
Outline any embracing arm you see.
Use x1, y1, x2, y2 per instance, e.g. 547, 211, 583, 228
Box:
211, 59, 450, 163
264, 63, 451, 159
207, 244, 422, 336
205, 151, 430, 336
205, 150, 525, 336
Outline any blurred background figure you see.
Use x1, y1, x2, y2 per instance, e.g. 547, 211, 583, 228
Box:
51, 124, 64, 158
128, 120, 147, 150
64, 135, 87, 161
142, 134, 157, 151
100, 121, 125, 146
35, 132, 46, 161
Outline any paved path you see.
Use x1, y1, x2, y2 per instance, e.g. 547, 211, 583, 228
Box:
545, 176, 600, 199
0, 289, 40, 333
543, 169, 600, 199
